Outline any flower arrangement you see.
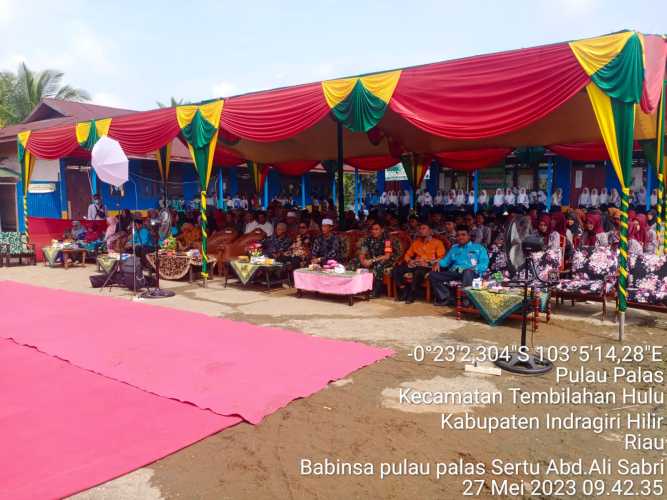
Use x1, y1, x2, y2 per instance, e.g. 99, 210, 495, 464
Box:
247, 242, 263, 258
161, 235, 177, 251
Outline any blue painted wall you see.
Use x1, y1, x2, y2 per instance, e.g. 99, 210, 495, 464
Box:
26, 181, 61, 218
554, 156, 571, 205
376, 170, 385, 194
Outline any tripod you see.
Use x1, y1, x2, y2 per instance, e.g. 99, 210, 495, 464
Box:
494, 253, 554, 375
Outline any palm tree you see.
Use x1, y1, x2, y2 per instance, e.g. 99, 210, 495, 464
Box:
157, 97, 190, 108
0, 62, 91, 125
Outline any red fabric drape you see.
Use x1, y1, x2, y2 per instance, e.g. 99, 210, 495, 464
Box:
549, 142, 642, 162
213, 146, 245, 167
548, 143, 610, 161
272, 160, 319, 176
108, 108, 180, 155
345, 155, 399, 171
434, 148, 511, 171
640, 35, 667, 114
26, 125, 79, 159
390, 42, 589, 140
220, 82, 330, 142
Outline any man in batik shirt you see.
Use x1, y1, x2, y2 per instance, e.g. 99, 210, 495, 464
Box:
262, 222, 293, 261
357, 222, 400, 298
311, 218, 345, 264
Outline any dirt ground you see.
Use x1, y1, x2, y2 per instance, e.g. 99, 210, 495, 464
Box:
1, 264, 665, 500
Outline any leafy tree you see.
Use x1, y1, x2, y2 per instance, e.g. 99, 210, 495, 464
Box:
156, 97, 190, 108
0, 62, 90, 125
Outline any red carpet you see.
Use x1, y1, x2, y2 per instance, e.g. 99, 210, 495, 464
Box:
0, 339, 240, 500
0, 281, 391, 424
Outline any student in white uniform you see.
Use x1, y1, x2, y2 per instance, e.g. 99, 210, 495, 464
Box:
590, 188, 600, 209
610, 188, 621, 207
504, 187, 516, 207
517, 188, 530, 209
599, 187, 609, 207
578, 187, 591, 208
493, 188, 505, 209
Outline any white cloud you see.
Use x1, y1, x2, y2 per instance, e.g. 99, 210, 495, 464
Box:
212, 81, 238, 97
0, 0, 17, 27
91, 91, 125, 108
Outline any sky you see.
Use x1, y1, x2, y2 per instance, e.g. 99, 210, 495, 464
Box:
0, 0, 665, 111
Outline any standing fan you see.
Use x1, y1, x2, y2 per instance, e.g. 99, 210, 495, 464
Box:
494, 215, 554, 375
141, 208, 176, 299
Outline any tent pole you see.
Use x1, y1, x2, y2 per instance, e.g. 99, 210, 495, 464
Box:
473, 170, 479, 214
618, 311, 624, 341
301, 174, 306, 208
336, 121, 344, 228
546, 158, 553, 212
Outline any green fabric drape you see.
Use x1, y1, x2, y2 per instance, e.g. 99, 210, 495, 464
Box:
331, 80, 388, 132
180, 110, 218, 179
591, 33, 644, 104
400, 153, 430, 192
179, 109, 219, 280
589, 32, 644, 312
78, 120, 101, 150
247, 161, 269, 195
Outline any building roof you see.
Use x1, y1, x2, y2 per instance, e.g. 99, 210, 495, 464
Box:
0, 99, 192, 162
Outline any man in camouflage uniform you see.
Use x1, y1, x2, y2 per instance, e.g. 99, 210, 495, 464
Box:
357, 222, 400, 298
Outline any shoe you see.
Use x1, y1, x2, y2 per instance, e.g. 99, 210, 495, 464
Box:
433, 300, 447, 307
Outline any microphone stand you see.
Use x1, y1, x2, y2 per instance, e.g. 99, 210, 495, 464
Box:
494, 252, 554, 375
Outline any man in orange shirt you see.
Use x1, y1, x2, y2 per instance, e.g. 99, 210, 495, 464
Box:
392, 223, 445, 304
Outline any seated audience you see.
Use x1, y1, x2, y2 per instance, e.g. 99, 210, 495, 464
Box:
357, 223, 400, 298
311, 218, 345, 264
429, 225, 489, 305
392, 223, 445, 304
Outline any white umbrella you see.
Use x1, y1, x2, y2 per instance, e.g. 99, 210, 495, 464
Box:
91, 136, 128, 187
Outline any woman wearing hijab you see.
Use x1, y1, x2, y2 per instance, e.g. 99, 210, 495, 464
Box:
104, 215, 127, 253
535, 214, 561, 251
627, 215, 645, 255
493, 188, 504, 209
455, 189, 466, 207
444, 189, 456, 211
646, 209, 659, 254
597, 209, 621, 249
590, 188, 600, 209
517, 188, 530, 209
581, 212, 603, 247
551, 188, 563, 208
599, 187, 609, 208
467, 190, 475, 207
504, 187, 516, 206
565, 211, 583, 247
537, 190, 547, 208
478, 189, 488, 208
651, 189, 658, 208
578, 187, 591, 208
610, 188, 621, 208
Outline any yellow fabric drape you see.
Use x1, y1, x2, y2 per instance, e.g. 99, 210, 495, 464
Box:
18, 130, 35, 189
569, 31, 634, 76
585, 82, 625, 190
75, 117, 112, 143
322, 70, 402, 108
155, 143, 172, 181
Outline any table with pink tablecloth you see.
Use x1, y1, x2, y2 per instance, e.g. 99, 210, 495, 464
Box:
293, 268, 373, 305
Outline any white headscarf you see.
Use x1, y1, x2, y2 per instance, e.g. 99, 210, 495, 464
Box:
467, 190, 475, 205
599, 187, 609, 204
478, 190, 488, 205
517, 188, 529, 207
579, 187, 591, 207
504, 188, 516, 205
455, 189, 466, 206
493, 188, 504, 207
610, 188, 621, 206
590, 188, 599, 207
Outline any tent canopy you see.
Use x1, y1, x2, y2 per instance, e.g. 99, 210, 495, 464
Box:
16, 30, 666, 170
